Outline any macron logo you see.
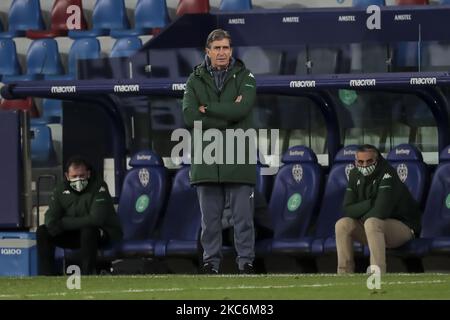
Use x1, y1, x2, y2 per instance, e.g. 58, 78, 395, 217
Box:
51, 86, 76, 93
172, 83, 186, 91
382, 173, 392, 180
410, 77, 437, 85
349, 79, 376, 87
290, 80, 316, 88
113, 84, 139, 93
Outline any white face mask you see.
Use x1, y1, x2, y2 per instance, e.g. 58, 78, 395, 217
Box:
69, 178, 88, 192
357, 162, 377, 176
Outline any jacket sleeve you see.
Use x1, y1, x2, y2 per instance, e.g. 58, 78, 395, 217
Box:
361, 172, 396, 221
205, 70, 256, 122
44, 189, 64, 236
342, 186, 372, 219
182, 76, 230, 129
61, 184, 115, 230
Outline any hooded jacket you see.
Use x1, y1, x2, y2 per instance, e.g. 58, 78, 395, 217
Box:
343, 158, 422, 236
182, 57, 257, 185
44, 172, 123, 242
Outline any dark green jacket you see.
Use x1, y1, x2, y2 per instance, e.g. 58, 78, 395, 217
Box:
343, 158, 422, 235
182, 58, 257, 185
44, 174, 123, 242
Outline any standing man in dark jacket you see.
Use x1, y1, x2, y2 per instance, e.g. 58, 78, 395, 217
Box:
335, 144, 422, 274
36, 156, 123, 275
182, 29, 257, 274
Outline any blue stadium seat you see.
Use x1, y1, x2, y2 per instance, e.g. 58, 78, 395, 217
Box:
420, 145, 450, 254
51, 38, 101, 80
111, 0, 170, 38
0, 39, 22, 81
30, 124, 57, 167
42, 99, 63, 123
153, 165, 202, 258
69, 0, 130, 38
2, 39, 64, 82
386, 144, 429, 206
438, 0, 450, 4
259, 146, 323, 255
109, 37, 142, 58
0, 0, 46, 38
117, 150, 168, 257
312, 145, 363, 255
220, 0, 252, 11
353, 0, 385, 6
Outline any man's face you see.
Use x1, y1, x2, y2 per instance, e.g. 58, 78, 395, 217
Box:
206, 38, 232, 70
65, 164, 90, 181
355, 151, 377, 167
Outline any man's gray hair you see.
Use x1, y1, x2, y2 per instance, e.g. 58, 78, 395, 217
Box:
205, 29, 232, 48
356, 144, 381, 159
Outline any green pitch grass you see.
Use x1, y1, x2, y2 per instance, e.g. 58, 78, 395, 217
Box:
0, 273, 449, 300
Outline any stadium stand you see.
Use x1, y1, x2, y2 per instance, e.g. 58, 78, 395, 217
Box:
110, 37, 142, 58
0, 38, 22, 81
2, 39, 64, 82
110, 0, 170, 38
117, 150, 169, 257
26, 0, 88, 39
219, 0, 252, 11
0, 0, 46, 38
176, 0, 210, 16
68, 0, 130, 38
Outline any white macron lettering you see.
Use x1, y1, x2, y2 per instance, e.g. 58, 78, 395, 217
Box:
349, 79, 376, 87
289, 80, 316, 88
51, 86, 76, 93
113, 84, 140, 93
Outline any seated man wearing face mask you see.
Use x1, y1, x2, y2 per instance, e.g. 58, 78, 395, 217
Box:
36, 156, 122, 275
335, 144, 421, 274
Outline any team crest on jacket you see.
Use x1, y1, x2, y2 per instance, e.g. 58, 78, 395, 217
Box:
397, 163, 408, 183
345, 163, 355, 181
292, 164, 303, 183
138, 168, 150, 187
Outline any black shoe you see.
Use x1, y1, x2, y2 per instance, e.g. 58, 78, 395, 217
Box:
239, 263, 255, 274
201, 263, 219, 274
